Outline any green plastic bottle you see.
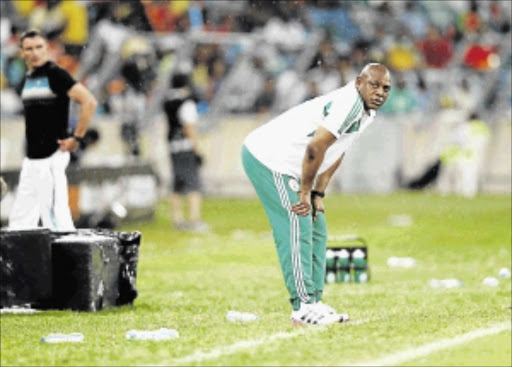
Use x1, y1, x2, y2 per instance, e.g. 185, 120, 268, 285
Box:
352, 248, 368, 283
337, 249, 351, 283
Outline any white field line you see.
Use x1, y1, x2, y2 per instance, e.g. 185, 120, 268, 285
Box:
168, 318, 371, 365
353, 321, 512, 367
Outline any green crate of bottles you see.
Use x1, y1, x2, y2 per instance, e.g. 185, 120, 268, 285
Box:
325, 235, 370, 284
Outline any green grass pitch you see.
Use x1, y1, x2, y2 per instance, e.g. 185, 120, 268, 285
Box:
1, 192, 511, 366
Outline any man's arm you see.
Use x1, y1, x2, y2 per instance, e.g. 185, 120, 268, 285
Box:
311, 154, 344, 220
314, 153, 344, 193
183, 123, 200, 154
58, 83, 98, 151
291, 126, 336, 216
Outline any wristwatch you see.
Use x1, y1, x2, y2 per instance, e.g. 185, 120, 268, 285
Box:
72, 135, 85, 144
311, 190, 325, 198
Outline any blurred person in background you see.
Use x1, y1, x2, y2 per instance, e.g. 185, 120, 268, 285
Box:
118, 36, 157, 157
9, 29, 97, 230
253, 76, 276, 114
438, 112, 490, 197
242, 63, 391, 325
486, 0, 511, 34
417, 25, 454, 69
78, 1, 152, 103
307, 56, 341, 95
162, 73, 209, 233
398, 0, 429, 39
386, 29, 418, 72
379, 75, 417, 114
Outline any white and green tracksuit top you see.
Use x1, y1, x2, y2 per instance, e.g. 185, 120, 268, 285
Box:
244, 81, 377, 179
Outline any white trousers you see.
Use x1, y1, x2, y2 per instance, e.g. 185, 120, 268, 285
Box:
437, 159, 479, 198
8, 150, 75, 230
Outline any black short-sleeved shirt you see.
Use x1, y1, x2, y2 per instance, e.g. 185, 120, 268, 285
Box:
20, 61, 76, 159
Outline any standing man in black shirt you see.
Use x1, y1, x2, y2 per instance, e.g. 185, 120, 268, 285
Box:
162, 73, 209, 232
8, 29, 98, 230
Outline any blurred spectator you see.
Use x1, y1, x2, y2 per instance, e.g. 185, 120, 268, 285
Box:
261, 3, 308, 53
0, 0, 510, 131
79, 17, 131, 100
58, 0, 89, 57
207, 57, 226, 101
79, 1, 152, 100
162, 73, 209, 232
307, 57, 341, 95
413, 72, 438, 113
203, 0, 246, 32
29, 0, 66, 40
398, 0, 429, 39
308, 0, 360, 43
438, 112, 490, 197
302, 79, 321, 102
170, 0, 193, 32
457, 0, 483, 36
422, 1, 458, 32
350, 39, 371, 70
417, 26, 454, 69
372, 1, 402, 36
463, 42, 500, 71
380, 76, 417, 114
273, 69, 308, 113
143, 0, 198, 33
117, 36, 157, 157
210, 14, 238, 33
191, 44, 212, 101
144, 1, 175, 33
386, 30, 419, 71
238, 0, 278, 32
451, 77, 478, 112
486, 1, 511, 34
10, 0, 36, 19
309, 36, 338, 70
253, 76, 276, 113
223, 55, 268, 113
337, 56, 358, 86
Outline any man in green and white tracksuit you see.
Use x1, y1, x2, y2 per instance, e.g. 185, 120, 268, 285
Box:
242, 64, 392, 325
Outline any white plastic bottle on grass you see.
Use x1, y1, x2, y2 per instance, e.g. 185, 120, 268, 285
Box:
41, 333, 84, 343
498, 268, 511, 278
482, 277, 499, 287
126, 328, 179, 340
226, 310, 260, 322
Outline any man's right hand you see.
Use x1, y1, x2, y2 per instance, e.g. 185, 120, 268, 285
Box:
291, 191, 311, 216
312, 195, 325, 221
57, 137, 79, 152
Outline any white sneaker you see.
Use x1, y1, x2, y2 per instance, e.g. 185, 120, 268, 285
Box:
315, 301, 350, 323
290, 303, 342, 325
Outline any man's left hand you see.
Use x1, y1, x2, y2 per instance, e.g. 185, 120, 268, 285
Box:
57, 137, 79, 152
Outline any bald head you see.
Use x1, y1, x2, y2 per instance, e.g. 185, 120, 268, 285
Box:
359, 63, 390, 79
356, 63, 392, 110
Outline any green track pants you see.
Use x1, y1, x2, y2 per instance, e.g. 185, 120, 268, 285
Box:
242, 145, 327, 311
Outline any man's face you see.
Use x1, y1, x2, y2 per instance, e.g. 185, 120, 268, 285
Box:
356, 68, 392, 110
20, 36, 49, 70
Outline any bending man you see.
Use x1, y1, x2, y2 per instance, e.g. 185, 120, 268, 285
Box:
242, 63, 391, 325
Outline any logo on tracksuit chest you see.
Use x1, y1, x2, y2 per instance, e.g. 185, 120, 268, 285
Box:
22, 77, 56, 101
288, 178, 300, 192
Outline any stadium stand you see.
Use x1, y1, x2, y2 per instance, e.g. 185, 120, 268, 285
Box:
1, 0, 510, 207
